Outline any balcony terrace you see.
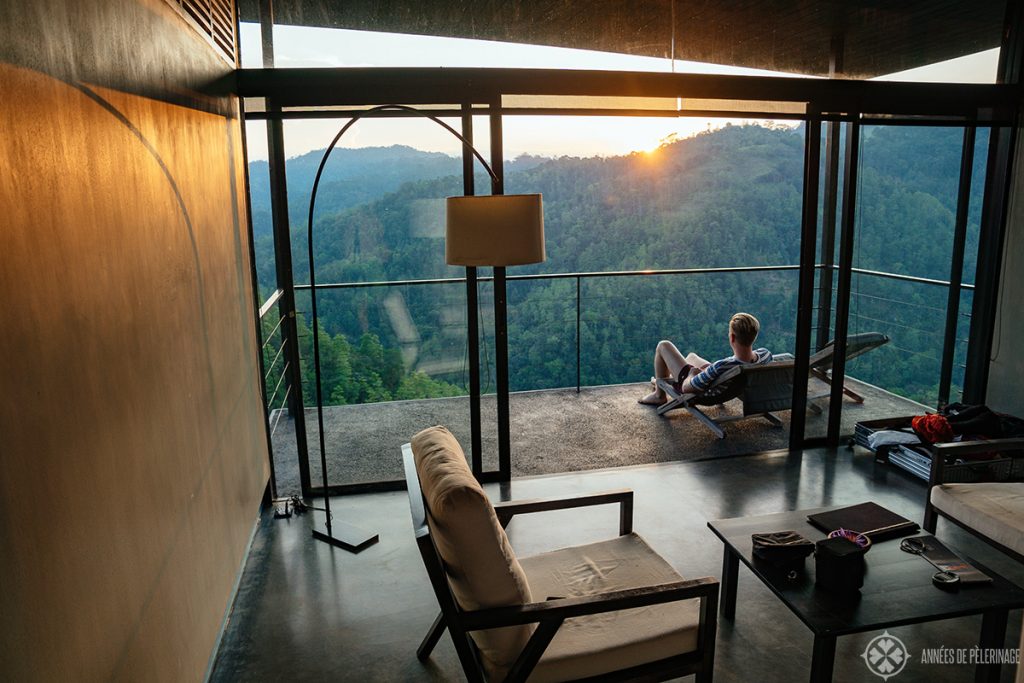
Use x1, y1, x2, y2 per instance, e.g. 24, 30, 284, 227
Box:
268, 375, 927, 495
260, 262, 960, 495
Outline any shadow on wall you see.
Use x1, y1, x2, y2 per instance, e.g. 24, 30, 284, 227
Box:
0, 27, 267, 683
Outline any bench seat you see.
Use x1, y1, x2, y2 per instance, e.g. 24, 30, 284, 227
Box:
930, 483, 1024, 558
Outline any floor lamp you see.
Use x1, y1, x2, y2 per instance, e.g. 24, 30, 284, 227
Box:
445, 193, 546, 478
305, 104, 543, 551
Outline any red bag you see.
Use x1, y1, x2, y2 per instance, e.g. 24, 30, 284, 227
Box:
912, 414, 954, 444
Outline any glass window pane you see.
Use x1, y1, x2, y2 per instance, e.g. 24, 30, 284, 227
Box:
504, 116, 802, 457
845, 126, 963, 410
282, 114, 482, 486
244, 119, 277, 301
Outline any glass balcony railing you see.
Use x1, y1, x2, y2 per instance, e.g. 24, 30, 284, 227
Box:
250, 263, 965, 490
818, 266, 973, 408
257, 288, 291, 495
288, 265, 968, 402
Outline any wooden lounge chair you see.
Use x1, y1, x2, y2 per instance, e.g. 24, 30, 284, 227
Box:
807, 331, 890, 404
656, 360, 793, 438
404, 426, 719, 682
656, 332, 890, 438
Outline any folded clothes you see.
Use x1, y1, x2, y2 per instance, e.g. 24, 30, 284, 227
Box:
943, 404, 1003, 438
868, 429, 922, 449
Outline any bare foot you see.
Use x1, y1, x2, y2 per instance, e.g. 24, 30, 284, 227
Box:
638, 390, 665, 405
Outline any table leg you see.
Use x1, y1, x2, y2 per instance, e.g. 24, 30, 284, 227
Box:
720, 545, 739, 620
975, 608, 1008, 683
809, 634, 836, 683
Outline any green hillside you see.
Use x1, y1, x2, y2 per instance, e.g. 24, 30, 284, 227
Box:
254, 123, 986, 407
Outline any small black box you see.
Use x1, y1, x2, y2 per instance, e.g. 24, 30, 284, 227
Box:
815, 537, 868, 592
752, 531, 814, 574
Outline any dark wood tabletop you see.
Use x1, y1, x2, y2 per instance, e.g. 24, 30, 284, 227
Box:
707, 506, 1024, 637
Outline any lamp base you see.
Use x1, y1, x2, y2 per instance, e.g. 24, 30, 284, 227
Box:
312, 524, 379, 553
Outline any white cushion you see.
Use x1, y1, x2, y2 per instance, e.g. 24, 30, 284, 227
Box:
411, 426, 533, 679
520, 533, 701, 682
930, 483, 1024, 557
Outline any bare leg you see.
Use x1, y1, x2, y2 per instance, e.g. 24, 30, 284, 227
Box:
640, 341, 690, 404
655, 340, 689, 381
685, 352, 711, 368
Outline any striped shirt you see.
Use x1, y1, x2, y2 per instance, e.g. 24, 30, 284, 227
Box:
689, 348, 773, 396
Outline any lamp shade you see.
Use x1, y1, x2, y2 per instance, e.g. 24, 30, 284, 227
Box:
445, 194, 545, 266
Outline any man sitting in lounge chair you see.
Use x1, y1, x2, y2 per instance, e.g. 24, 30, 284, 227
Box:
639, 312, 773, 405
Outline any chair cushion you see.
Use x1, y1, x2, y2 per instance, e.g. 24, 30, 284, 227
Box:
410, 426, 533, 678
930, 483, 1024, 557
520, 533, 701, 683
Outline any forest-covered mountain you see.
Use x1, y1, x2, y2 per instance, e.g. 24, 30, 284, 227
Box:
254, 123, 985, 407
248, 145, 550, 239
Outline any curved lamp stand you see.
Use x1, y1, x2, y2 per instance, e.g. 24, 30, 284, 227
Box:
306, 105, 500, 552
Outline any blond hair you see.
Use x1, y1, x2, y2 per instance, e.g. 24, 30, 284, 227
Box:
730, 312, 760, 347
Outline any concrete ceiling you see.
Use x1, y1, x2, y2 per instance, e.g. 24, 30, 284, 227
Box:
240, 0, 1007, 78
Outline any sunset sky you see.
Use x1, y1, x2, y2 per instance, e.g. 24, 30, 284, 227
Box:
240, 23, 999, 162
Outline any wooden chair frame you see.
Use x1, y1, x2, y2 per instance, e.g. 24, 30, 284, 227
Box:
655, 364, 789, 439
403, 443, 719, 682
922, 437, 1024, 564
806, 332, 890, 404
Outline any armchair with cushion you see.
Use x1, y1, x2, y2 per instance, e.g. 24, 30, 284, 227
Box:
923, 437, 1024, 563
921, 438, 1024, 683
404, 426, 719, 682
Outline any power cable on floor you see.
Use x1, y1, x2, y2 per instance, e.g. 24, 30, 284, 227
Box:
272, 496, 332, 521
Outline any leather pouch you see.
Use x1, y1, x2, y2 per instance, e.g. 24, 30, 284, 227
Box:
751, 530, 814, 571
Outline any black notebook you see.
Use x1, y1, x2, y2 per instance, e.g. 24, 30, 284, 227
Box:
807, 502, 920, 542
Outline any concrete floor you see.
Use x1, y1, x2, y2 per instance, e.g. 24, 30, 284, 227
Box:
213, 447, 1023, 682
269, 378, 926, 493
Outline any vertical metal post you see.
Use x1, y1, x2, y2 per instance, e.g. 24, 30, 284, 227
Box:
965, 125, 1015, 403
576, 275, 581, 393
258, 0, 275, 66
236, 0, 280, 501
789, 113, 821, 451
815, 33, 844, 353
239, 95, 278, 500
965, 0, 1023, 403
816, 120, 841, 351
827, 121, 861, 446
461, 104, 483, 477
494, 267, 510, 478
938, 127, 975, 407
997, 0, 1024, 86
490, 102, 511, 480
260, 0, 311, 495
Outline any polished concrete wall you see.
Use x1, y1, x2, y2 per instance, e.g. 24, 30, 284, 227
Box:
0, 1, 269, 681
988, 132, 1024, 418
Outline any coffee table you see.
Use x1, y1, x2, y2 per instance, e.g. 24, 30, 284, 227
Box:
707, 506, 1024, 682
